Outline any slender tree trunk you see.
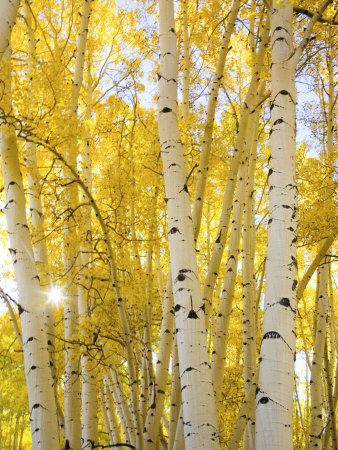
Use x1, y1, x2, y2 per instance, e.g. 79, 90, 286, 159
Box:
23, 5, 63, 431
63, 2, 92, 447
255, 3, 297, 448
241, 104, 261, 449
181, 0, 190, 119
192, 0, 240, 239
227, 370, 259, 450
102, 382, 122, 445
0, 50, 59, 449
158, 0, 219, 447
211, 25, 269, 399
108, 367, 135, 446
202, 23, 269, 327
168, 338, 181, 450
323, 341, 337, 450
309, 259, 329, 449
144, 276, 174, 447
0, 0, 19, 61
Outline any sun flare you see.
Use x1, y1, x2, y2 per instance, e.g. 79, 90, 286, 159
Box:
47, 286, 63, 305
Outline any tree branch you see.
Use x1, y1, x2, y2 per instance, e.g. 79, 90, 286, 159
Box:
294, 5, 338, 26
294, 0, 334, 65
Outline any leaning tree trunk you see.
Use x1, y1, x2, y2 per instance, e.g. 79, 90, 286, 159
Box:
158, 0, 219, 448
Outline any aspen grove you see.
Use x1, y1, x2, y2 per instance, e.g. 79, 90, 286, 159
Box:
0, 0, 337, 448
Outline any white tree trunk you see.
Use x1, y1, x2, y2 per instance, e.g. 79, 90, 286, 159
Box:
181, 0, 190, 119
158, 0, 219, 447
309, 259, 329, 449
192, 0, 240, 239
63, 2, 92, 447
0, 51, 59, 449
255, 3, 297, 448
256, 2, 332, 446
23, 3, 59, 419
144, 276, 174, 447
108, 367, 135, 445
168, 338, 181, 450
0, 0, 19, 61
102, 381, 122, 445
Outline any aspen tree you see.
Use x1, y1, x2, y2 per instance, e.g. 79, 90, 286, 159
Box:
63, 1, 92, 447
158, 0, 219, 447
108, 367, 135, 445
241, 105, 261, 450
168, 339, 181, 450
192, 0, 240, 239
23, 4, 60, 418
256, 1, 333, 447
202, 23, 269, 327
309, 259, 329, 449
145, 3, 239, 438
78, 67, 99, 448
0, 0, 19, 61
323, 340, 337, 450
100, 390, 115, 446
102, 382, 122, 445
0, 50, 59, 448
144, 278, 175, 447
181, 0, 190, 119
211, 24, 269, 398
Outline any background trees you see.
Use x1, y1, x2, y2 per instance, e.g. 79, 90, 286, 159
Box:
0, 0, 337, 448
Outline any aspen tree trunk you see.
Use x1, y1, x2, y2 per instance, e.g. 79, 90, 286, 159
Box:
256, 2, 332, 447
158, 0, 219, 447
168, 338, 181, 450
309, 259, 329, 449
323, 341, 337, 450
103, 377, 129, 445
23, 4, 60, 423
202, 24, 269, 326
241, 106, 261, 450
227, 370, 259, 450
192, 0, 240, 239
255, 4, 297, 447
100, 391, 114, 446
181, 0, 190, 119
145, 2, 239, 430
321, 30, 336, 450
211, 154, 248, 397
172, 405, 185, 450
142, 241, 155, 426
63, 1, 92, 447
0, 51, 59, 449
144, 1, 239, 432
108, 368, 135, 445
0, 0, 19, 61
78, 68, 99, 449
211, 26, 269, 397
102, 382, 122, 445
144, 278, 174, 447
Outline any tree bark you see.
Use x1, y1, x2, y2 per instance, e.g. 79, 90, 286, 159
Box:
0, 50, 59, 449
256, 3, 297, 448
158, 0, 219, 447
